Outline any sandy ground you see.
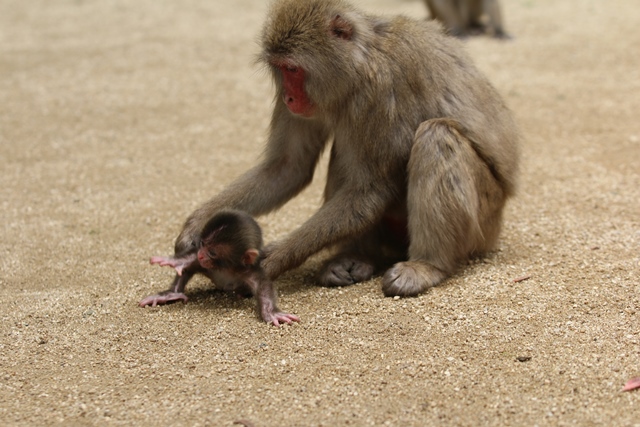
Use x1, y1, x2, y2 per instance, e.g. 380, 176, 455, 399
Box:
1, 0, 639, 425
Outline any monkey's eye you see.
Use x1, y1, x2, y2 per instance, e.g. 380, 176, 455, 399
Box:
285, 66, 298, 73
207, 250, 217, 259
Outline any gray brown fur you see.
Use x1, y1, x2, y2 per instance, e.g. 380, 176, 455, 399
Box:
424, 0, 510, 38
174, 0, 519, 297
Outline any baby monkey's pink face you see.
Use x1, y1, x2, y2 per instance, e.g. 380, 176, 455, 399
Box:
197, 237, 257, 273
197, 242, 232, 270
197, 245, 214, 269
196, 243, 215, 269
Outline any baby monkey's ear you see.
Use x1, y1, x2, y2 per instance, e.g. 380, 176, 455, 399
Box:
242, 248, 261, 266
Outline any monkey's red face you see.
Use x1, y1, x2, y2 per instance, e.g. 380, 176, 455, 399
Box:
261, 2, 356, 118
278, 64, 316, 117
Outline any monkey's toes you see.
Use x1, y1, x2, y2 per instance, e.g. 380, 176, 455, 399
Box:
267, 312, 300, 327
317, 257, 374, 287
381, 262, 447, 297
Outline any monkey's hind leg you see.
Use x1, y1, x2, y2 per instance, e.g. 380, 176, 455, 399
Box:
317, 222, 408, 287
317, 251, 376, 288
317, 228, 392, 287
382, 119, 506, 296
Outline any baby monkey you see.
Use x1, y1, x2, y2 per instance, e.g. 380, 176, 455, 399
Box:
140, 210, 299, 326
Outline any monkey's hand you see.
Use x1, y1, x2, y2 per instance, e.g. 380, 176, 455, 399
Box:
262, 311, 300, 327
138, 291, 188, 308
255, 274, 300, 326
150, 254, 197, 276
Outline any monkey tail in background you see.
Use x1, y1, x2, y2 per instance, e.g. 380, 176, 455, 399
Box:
424, 0, 511, 39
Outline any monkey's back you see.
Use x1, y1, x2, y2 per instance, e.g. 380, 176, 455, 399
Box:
361, 16, 520, 195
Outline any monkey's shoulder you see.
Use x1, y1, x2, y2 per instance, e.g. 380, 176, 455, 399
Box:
371, 15, 450, 47
367, 16, 474, 77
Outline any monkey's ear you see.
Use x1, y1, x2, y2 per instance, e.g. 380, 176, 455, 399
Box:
330, 15, 353, 40
242, 249, 260, 266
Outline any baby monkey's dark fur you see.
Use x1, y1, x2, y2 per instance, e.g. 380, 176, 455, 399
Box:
141, 210, 299, 326
199, 210, 264, 272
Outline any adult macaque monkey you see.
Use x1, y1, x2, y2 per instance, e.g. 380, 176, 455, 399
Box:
142, 210, 299, 326
424, 0, 510, 39
173, 0, 519, 298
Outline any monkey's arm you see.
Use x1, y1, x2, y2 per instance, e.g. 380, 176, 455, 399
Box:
248, 271, 299, 326
176, 108, 329, 253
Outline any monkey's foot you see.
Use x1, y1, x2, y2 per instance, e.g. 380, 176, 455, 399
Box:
138, 292, 188, 308
317, 257, 375, 287
263, 312, 300, 327
381, 261, 447, 297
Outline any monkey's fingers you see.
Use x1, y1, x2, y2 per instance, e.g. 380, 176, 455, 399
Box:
268, 312, 300, 327
150, 256, 188, 276
150, 256, 167, 264
150, 256, 174, 268
623, 377, 640, 392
